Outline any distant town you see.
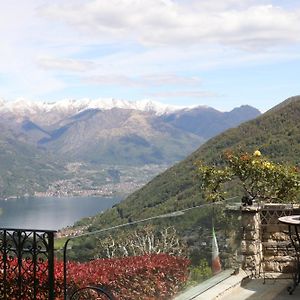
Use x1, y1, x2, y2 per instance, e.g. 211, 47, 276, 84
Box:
35, 163, 169, 198
34, 179, 143, 197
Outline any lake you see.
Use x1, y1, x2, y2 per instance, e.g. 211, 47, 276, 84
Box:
0, 196, 122, 230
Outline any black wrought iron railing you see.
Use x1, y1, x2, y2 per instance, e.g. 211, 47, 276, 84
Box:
0, 197, 241, 299
0, 228, 55, 300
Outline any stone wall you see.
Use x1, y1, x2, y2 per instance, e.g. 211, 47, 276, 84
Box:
240, 203, 300, 277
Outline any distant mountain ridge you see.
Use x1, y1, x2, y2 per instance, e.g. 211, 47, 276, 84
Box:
0, 98, 260, 165
0, 97, 255, 120
160, 104, 259, 139
0, 98, 189, 121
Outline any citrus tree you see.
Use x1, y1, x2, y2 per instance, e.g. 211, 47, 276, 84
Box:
197, 150, 300, 204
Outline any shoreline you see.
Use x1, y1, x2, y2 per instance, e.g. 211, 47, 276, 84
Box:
0, 193, 126, 201
34, 190, 115, 198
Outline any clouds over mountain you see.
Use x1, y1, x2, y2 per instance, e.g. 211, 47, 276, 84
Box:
0, 1, 300, 111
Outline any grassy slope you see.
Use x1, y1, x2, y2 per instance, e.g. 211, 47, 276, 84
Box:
76, 96, 300, 231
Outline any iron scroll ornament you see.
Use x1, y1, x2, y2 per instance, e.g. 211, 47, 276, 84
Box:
0, 228, 55, 300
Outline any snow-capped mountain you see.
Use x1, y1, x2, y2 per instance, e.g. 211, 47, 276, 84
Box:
0, 96, 261, 165
0, 98, 191, 118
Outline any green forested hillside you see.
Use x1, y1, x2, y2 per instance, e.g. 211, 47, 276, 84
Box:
0, 126, 65, 198
77, 96, 300, 231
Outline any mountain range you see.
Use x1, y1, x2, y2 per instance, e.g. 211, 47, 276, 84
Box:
0, 98, 261, 197
0, 98, 260, 165
76, 95, 300, 232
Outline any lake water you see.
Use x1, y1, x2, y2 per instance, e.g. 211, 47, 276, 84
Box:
0, 196, 122, 230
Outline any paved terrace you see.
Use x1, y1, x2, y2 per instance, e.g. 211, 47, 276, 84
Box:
175, 270, 300, 300
174, 203, 300, 300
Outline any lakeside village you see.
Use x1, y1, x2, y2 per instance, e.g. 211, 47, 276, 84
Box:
33, 163, 169, 198
34, 179, 143, 198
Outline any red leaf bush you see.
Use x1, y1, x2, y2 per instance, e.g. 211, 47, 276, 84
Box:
0, 254, 190, 299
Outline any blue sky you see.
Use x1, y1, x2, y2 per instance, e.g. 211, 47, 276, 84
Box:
0, 0, 300, 112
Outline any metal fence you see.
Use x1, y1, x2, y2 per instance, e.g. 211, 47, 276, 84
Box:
0, 228, 55, 300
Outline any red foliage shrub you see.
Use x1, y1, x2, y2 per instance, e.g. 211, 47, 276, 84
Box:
0, 254, 190, 300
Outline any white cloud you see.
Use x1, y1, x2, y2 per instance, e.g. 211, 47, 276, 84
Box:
40, 0, 300, 50
38, 56, 95, 72
140, 74, 201, 86
86, 73, 202, 87
0, 0, 299, 107
86, 75, 135, 87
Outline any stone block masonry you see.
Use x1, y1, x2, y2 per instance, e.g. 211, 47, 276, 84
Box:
240, 203, 300, 277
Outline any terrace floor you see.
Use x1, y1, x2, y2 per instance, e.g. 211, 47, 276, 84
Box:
219, 278, 300, 300
175, 270, 300, 300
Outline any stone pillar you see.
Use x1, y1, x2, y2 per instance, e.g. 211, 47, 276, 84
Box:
241, 206, 263, 277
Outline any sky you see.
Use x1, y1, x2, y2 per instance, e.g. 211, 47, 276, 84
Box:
0, 0, 300, 112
